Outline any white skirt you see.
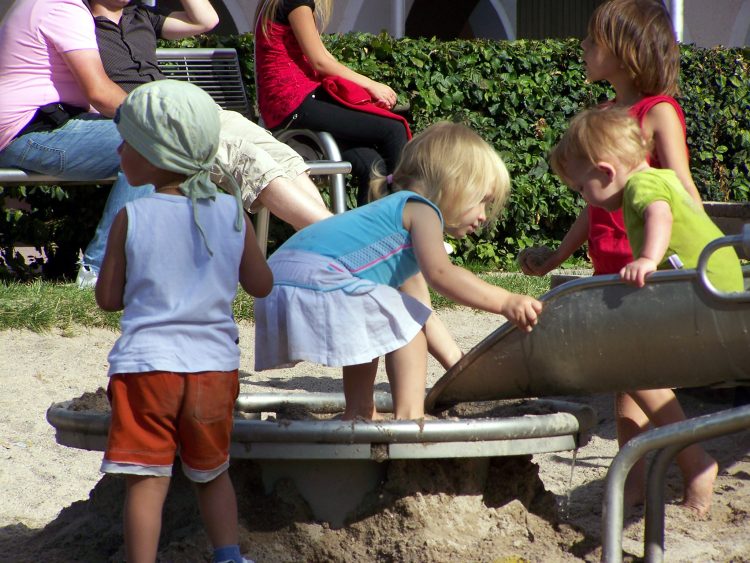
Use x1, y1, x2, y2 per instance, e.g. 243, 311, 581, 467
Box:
254, 250, 432, 369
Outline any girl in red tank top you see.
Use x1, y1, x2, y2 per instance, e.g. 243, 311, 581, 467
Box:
520, 0, 716, 517
520, 2, 702, 278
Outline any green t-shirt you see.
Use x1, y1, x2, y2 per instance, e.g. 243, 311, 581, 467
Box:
623, 168, 743, 292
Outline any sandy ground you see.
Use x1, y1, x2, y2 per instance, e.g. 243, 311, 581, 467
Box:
1, 307, 750, 562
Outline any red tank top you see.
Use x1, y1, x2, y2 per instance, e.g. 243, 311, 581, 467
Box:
255, 15, 412, 137
587, 95, 688, 274
255, 19, 321, 129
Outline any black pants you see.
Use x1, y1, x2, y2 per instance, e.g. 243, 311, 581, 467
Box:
278, 88, 409, 206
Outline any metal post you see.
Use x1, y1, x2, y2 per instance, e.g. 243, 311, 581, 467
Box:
643, 443, 683, 563
391, 0, 405, 38
274, 129, 351, 215
255, 208, 270, 257
314, 131, 348, 214
669, 0, 684, 42
602, 405, 750, 562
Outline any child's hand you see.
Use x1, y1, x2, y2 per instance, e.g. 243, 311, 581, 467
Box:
517, 246, 555, 276
620, 257, 658, 287
367, 81, 397, 109
502, 294, 543, 333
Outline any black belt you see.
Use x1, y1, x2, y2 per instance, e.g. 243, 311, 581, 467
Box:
16, 102, 88, 138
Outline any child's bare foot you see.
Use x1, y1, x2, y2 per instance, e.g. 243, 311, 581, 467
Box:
682, 457, 718, 517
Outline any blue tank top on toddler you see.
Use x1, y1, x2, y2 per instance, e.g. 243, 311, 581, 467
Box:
279, 191, 443, 288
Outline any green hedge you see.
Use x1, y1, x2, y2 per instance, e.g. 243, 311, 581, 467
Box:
2, 34, 748, 278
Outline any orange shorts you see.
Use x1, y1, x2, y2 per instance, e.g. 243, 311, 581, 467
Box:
103, 370, 239, 479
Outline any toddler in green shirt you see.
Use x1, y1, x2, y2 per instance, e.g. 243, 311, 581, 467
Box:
546, 104, 745, 516
550, 105, 742, 292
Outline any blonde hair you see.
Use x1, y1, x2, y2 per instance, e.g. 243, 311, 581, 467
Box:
370, 122, 511, 228
588, 0, 680, 96
550, 106, 650, 187
257, 0, 332, 37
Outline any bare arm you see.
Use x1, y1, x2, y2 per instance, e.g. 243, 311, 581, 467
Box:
406, 202, 542, 331
62, 49, 127, 117
619, 201, 672, 288
96, 209, 128, 311
520, 208, 589, 275
287, 6, 397, 108
238, 214, 273, 297
160, 0, 219, 40
642, 102, 702, 206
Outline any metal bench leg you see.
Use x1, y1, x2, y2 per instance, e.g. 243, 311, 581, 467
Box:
254, 207, 270, 258
330, 173, 347, 214
315, 131, 347, 214
273, 129, 350, 215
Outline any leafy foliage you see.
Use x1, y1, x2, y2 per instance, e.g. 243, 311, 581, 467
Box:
1, 184, 108, 281
2, 35, 748, 277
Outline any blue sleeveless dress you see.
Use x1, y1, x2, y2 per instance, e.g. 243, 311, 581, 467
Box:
254, 191, 441, 368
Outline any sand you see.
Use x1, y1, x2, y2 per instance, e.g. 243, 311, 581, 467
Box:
1, 307, 750, 562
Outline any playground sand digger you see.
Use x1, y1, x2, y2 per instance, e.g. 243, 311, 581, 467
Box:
2, 228, 750, 561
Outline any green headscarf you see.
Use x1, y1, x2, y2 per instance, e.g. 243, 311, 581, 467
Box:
115, 80, 243, 254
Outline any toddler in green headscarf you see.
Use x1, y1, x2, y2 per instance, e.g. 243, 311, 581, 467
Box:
95, 80, 272, 563
114, 78, 244, 253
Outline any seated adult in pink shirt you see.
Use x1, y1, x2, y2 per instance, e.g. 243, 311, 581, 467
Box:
0, 0, 152, 284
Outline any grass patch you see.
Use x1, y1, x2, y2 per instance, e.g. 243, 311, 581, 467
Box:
0, 280, 121, 332
0, 280, 257, 332
429, 273, 551, 309
1, 273, 551, 332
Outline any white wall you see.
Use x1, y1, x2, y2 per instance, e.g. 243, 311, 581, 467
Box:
683, 0, 750, 47
218, 0, 414, 35
1, 0, 749, 47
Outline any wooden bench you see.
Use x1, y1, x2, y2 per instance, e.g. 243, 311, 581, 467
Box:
0, 47, 351, 256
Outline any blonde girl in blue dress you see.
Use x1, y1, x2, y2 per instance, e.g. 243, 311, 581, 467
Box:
255, 122, 543, 420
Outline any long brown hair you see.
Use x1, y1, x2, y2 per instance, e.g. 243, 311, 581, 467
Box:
588, 0, 681, 96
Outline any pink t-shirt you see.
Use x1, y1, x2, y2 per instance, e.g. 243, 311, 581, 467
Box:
0, 0, 96, 151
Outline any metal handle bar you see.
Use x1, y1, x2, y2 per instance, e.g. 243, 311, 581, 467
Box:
696, 223, 750, 303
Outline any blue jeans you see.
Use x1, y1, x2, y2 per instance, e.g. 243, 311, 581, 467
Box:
81, 172, 153, 271
0, 115, 154, 272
